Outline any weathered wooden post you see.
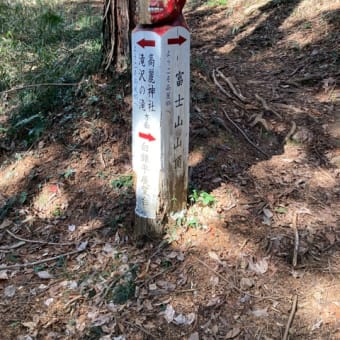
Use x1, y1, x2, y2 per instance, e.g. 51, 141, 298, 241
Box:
132, 0, 189, 236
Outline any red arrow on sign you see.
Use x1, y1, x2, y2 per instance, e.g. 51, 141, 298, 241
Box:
139, 132, 156, 142
137, 39, 156, 48
168, 35, 186, 45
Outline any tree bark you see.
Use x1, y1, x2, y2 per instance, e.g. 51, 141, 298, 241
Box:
102, 0, 136, 72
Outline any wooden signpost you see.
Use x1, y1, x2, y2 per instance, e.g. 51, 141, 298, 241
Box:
132, 0, 189, 236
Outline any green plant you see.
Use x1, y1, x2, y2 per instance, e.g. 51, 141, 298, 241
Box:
275, 206, 288, 214
0, 0, 102, 146
189, 189, 216, 207
18, 191, 28, 204
53, 206, 63, 217
9, 321, 20, 329
111, 175, 133, 189
187, 216, 201, 228
303, 21, 312, 29
112, 280, 136, 304
207, 0, 228, 6
63, 168, 76, 179
161, 259, 173, 268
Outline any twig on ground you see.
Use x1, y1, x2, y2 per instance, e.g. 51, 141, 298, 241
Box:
216, 69, 247, 102
222, 109, 269, 158
283, 295, 298, 340
6, 229, 75, 246
173, 288, 198, 294
0, 82, 79, 95
288, 66, 303, 77
284, 121, 297, 142
255, 93, 282, 119
138, 267, 172, 289
0, 241, 26, 251
98, 152, 106, 168
63, 295, 83, 310
124, 320, 157, 339
0, 248, 85, 270
292, 213, 299, 268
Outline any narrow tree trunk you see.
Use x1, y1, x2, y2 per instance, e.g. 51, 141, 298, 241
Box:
102, 0, 136, 72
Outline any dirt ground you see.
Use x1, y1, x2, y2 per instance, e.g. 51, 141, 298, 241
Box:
0, 0, 339, 339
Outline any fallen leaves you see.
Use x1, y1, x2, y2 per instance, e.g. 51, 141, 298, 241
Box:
163, 304, 196, 325
248, 257, 269, 275
36, 271, 54, 279
0, 270, 8, 280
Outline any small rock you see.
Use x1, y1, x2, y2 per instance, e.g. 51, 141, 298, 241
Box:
4, 285, 16, 297
240, 277, 254, 290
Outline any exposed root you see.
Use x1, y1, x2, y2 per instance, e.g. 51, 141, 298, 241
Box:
249, 113, 270, 130
216, 69, 248, 102
284, 121, 297, 142
223, 109, 269, 158
255, 94, 282, 119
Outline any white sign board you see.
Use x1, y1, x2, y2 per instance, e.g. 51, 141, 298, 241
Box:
132, 26, 190, 219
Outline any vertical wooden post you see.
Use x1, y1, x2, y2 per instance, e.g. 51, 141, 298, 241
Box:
132, 1, 189, 236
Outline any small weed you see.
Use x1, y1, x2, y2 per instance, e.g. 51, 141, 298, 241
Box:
189, 189, 216, 207
9, 321, 20, 329
107, 215, 124, 232
187, 216, 200, 228
231, 25, 240, 35
55, 255, 66, 268
275, 206, 288, 214
161, 259, 172, 268
111, 175, 133, 189
33, 264, 46, 272
84, 326, 103, 339
97, 171, 107, 179
112, 280, 136, 304
53, 206, 63, 217
18, 191, 28, 204
302, 21, 312, 29
6, 253, 19, 263
63, 168, 76, 179
88, 288, 97, 299
207, 0, 228, 6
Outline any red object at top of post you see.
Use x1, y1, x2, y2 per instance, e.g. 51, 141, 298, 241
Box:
137, 0, 186, 25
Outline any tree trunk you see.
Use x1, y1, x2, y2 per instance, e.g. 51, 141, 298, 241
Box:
102, 0, 136, 72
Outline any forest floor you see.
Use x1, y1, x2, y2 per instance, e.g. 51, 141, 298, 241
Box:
0, 0, 339, 339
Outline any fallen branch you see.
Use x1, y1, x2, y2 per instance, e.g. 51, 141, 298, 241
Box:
0, 241, 26, 251
283, 295, 298, 340
216, 69, 247, 102
0, 82, 79, 95
6, 229, 74, 246
222, 109, 269, 158
292, 213, 299, 268
0, 248, 85, 270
